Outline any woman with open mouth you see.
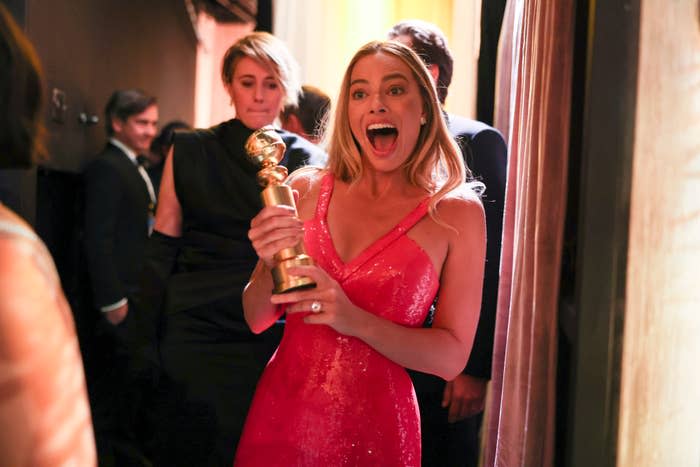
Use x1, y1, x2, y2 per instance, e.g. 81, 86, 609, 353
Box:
236, 39, 486, 467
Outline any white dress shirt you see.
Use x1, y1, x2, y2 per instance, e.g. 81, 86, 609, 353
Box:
100, 138, 156, 313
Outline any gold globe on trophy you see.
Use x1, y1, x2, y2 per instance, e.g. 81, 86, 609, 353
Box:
245, 126, 316, 294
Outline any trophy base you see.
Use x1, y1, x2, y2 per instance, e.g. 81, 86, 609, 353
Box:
271, 254, 317, 294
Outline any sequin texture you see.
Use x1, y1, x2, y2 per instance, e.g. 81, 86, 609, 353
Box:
235, 174, 439, 466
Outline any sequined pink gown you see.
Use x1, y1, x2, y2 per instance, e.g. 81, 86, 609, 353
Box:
235, 174, 439, 466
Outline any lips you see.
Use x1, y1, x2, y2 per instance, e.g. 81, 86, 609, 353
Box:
366, 123, 398, 155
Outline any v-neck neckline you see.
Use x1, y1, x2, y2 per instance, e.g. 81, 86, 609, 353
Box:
315, 175, 430, 279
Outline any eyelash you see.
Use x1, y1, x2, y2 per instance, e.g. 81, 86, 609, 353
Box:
350, 85, 404, 100
239, 81, 279, 90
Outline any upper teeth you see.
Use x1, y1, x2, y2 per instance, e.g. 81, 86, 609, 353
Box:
367, 123, 395, 131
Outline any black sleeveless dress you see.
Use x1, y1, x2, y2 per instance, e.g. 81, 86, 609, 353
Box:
152, 119, 325, 466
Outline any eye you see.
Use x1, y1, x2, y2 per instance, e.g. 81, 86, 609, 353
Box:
388, 85, 404, 96
240, 79, 255, 88
265, 81, 279, 90
351, 89, 366, 100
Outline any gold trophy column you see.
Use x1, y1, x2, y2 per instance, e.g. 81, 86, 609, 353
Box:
245, 126, 316, 294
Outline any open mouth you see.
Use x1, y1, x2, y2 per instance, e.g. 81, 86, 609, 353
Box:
367, 123, 398, 154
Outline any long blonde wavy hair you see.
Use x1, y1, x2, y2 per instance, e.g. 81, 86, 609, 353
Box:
324, 40, 481, 216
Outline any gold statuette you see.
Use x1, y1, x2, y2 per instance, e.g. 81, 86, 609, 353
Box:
245, 126, 316, 294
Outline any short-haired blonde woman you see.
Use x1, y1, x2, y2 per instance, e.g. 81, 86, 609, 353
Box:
235, 40, 486, 466
142, 31, 325, 466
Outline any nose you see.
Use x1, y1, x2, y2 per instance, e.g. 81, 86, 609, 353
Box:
369, 93, 387, 113
253, 84, 264, 102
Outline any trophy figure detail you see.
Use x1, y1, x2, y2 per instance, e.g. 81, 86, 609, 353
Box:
245, 126, 316, 294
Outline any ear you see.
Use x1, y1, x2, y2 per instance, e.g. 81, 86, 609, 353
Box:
111, 117, 124, 135
420, 103, 429, 126
427, 63, 440, 85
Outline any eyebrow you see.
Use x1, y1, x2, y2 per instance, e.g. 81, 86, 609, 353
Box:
350, 72, 409, 87
236, 73, 276, 80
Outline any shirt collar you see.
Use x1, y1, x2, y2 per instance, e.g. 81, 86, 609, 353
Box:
109, 137, 138, 165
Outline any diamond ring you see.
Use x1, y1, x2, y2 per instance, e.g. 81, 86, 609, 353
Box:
310, 301, 322, 313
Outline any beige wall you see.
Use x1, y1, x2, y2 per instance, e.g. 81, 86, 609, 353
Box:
194, 14, 253, 128
618, 1, 700, 465
194, 1, 481, 128
273, 0, 481, 118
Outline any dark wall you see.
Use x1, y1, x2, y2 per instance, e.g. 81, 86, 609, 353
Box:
0, 0, 196, 225
0, 1, 198, 317
476, 0, 507, 125
26, 0, 197, 172
2, 0, 25, 25
0, 0, 32, 221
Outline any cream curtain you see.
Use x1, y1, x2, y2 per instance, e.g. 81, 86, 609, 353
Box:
483, 0, 576, 465
272, 0, 480, 118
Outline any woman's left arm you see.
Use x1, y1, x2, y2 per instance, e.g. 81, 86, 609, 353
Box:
274, 195, 486, 381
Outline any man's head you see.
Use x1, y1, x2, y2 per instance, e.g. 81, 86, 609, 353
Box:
280, 85, 330, 144
104, 89, 158, 154
387, 20, 453, 105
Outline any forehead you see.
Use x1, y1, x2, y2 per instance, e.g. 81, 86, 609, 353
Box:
350, 51, 413, 82
128, 104, 158, 121
233, 55, 276, 78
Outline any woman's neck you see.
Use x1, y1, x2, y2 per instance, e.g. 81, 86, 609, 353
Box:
352, 167, 425, 202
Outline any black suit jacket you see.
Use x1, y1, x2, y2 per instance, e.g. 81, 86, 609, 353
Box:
83, 142, 151, 309
411, 114, 507, 395
448, 113, 507, 379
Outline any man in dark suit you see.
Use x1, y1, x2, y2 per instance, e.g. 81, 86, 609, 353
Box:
389, 20, 508, 467
83, 89, 158, 466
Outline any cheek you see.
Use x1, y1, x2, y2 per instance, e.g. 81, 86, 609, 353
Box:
230, 85, 250, 107
347, 108, 362, 138
270, 90, 284, 111
225, 83, 236, 100
348, 122, 362, 144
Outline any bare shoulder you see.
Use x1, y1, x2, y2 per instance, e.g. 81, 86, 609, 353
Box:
287, 166, 328, 200
287, 167, 329, 220
435, 184, 485, 233
0, 235, 40, 296
0, 237, 25, 272
0, 207, 34, 267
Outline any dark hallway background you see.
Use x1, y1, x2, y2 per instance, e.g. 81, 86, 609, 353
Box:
0, 0, 198, 338
476, 0, 507, 126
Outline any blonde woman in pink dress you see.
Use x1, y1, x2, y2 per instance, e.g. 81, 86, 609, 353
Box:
0, 5, 96, 466
235, 40, 486, 466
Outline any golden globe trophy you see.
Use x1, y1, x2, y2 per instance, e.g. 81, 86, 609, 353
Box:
245, 126, 316, 294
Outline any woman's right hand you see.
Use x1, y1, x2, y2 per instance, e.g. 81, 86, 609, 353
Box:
248, 205, 304, 268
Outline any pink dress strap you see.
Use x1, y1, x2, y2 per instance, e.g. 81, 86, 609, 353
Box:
314, 174, 431, 282
235, 173, 438, 467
